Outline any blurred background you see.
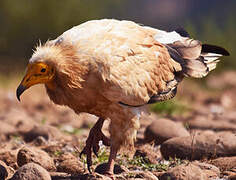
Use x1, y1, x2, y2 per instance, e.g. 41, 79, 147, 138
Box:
0, 0, 235, 77
0, 2, 236, 178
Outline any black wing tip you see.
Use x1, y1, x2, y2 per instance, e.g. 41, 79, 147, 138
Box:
202, 44, 230, 56
174, 27, 190, 38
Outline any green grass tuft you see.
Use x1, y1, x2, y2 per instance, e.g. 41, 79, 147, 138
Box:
53, 150, 63, 157
150, 100, 190, 116
126, 156, 169, 171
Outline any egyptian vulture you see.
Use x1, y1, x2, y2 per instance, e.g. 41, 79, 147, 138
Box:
16, 19, 229, 176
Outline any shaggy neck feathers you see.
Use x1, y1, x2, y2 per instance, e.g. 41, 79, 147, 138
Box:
31, 42, 89, 92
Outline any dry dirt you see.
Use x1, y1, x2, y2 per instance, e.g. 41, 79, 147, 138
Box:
0, 71, 236, 180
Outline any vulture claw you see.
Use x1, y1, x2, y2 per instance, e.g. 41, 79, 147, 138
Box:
79, 118, 110, 173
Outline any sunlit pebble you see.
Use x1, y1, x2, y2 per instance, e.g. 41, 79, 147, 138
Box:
60, 125, 74, 133
12, 138, 25, 146
158, 159, 170, 165
62, 145, 75, 153
221, 94, 233, 108
210, 104, 224, 115
34, 136, 47, 146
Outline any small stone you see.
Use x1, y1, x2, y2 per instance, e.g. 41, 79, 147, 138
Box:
17, 146, 56, 171
49, 172, 71, 179
134, 144, 161, 164
32, 136, 48, 146
229, 174, 236, 180
209, 156, 236, 171
21, 125, 64, 142
95, 163, 125, 175
160, 131, 236, 160
188, 116, 236, 131
3, 109, 37, 133
159, 163, 208, 180
0, 160, 15, 180
192, 161, 220, 179
0, 150, 18, 169
223, 168, 236, 178
144, 118, 190, 145
0, 122, 16, 141
0, 161, 8, 180
10, 163, 51, 180
56, 153, 84, 174
134, 170, 159, 180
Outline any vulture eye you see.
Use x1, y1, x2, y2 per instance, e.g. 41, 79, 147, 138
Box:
41, 68, 46, 73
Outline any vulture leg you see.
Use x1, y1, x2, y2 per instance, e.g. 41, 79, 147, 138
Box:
80, 117, 110, 173
105, 145, 118, 176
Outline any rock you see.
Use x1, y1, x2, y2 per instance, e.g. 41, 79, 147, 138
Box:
0, 161, 8, 180
3, 109, 36, 132
95, 163, 125, 175
50, 172, 71, 179
56, 153, 84, 174
32, 136, 48, 146
21, 125, 64, 142
50, 172, 97, 180
134, 144, 161, 164
224, 111, 236, 123
223, 168, 236, 178
229, 174, 236, 180
209, 156, 236, 171
42, 144, 64, 155
207, 71, 236, 89
144, 118, 190, 145
221, 91, 235, 108
17, 146, 56, 171
160, 131, 236, 160
159, 163, 208, 180
192, 161, 220, 179
0, 150, 18, 169
133, 171, 159, 180
188, 116, 236, 131
10, 163, 51, 180
0, 122, 16, 141
95, 173, 113, 180
0, 160, 15, 180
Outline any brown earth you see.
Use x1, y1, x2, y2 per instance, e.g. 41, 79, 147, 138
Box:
0, 71, 236, 179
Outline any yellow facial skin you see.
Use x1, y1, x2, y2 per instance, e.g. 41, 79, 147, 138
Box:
16, 62, 55, 101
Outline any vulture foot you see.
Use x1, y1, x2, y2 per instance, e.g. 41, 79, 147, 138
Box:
80, 117, 110, 173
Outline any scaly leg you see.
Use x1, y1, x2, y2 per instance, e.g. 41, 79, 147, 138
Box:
80, 117, 110, 173
104, 145, 118, 176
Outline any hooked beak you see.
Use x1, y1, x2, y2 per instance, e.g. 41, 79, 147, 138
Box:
16, 69, 31, 102
16, 84, 26, 101
16, 62, 55, 102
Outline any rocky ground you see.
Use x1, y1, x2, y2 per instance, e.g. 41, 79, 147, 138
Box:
0, 71, 236, 180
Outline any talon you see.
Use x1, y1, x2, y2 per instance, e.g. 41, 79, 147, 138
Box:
93, 145, 99, 157
79, 150, 84, 158
87, 152, 92, 173
79, 118, 110, 173
102, 134, 111, 146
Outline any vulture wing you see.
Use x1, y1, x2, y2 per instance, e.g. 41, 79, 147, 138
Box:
58, 19, 229, 107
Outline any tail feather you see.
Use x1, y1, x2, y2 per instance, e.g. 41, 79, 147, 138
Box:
202, 44, 230, 56
184, 58, 208, 78
163, 29, 230, 78
200, 44, 229, 73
